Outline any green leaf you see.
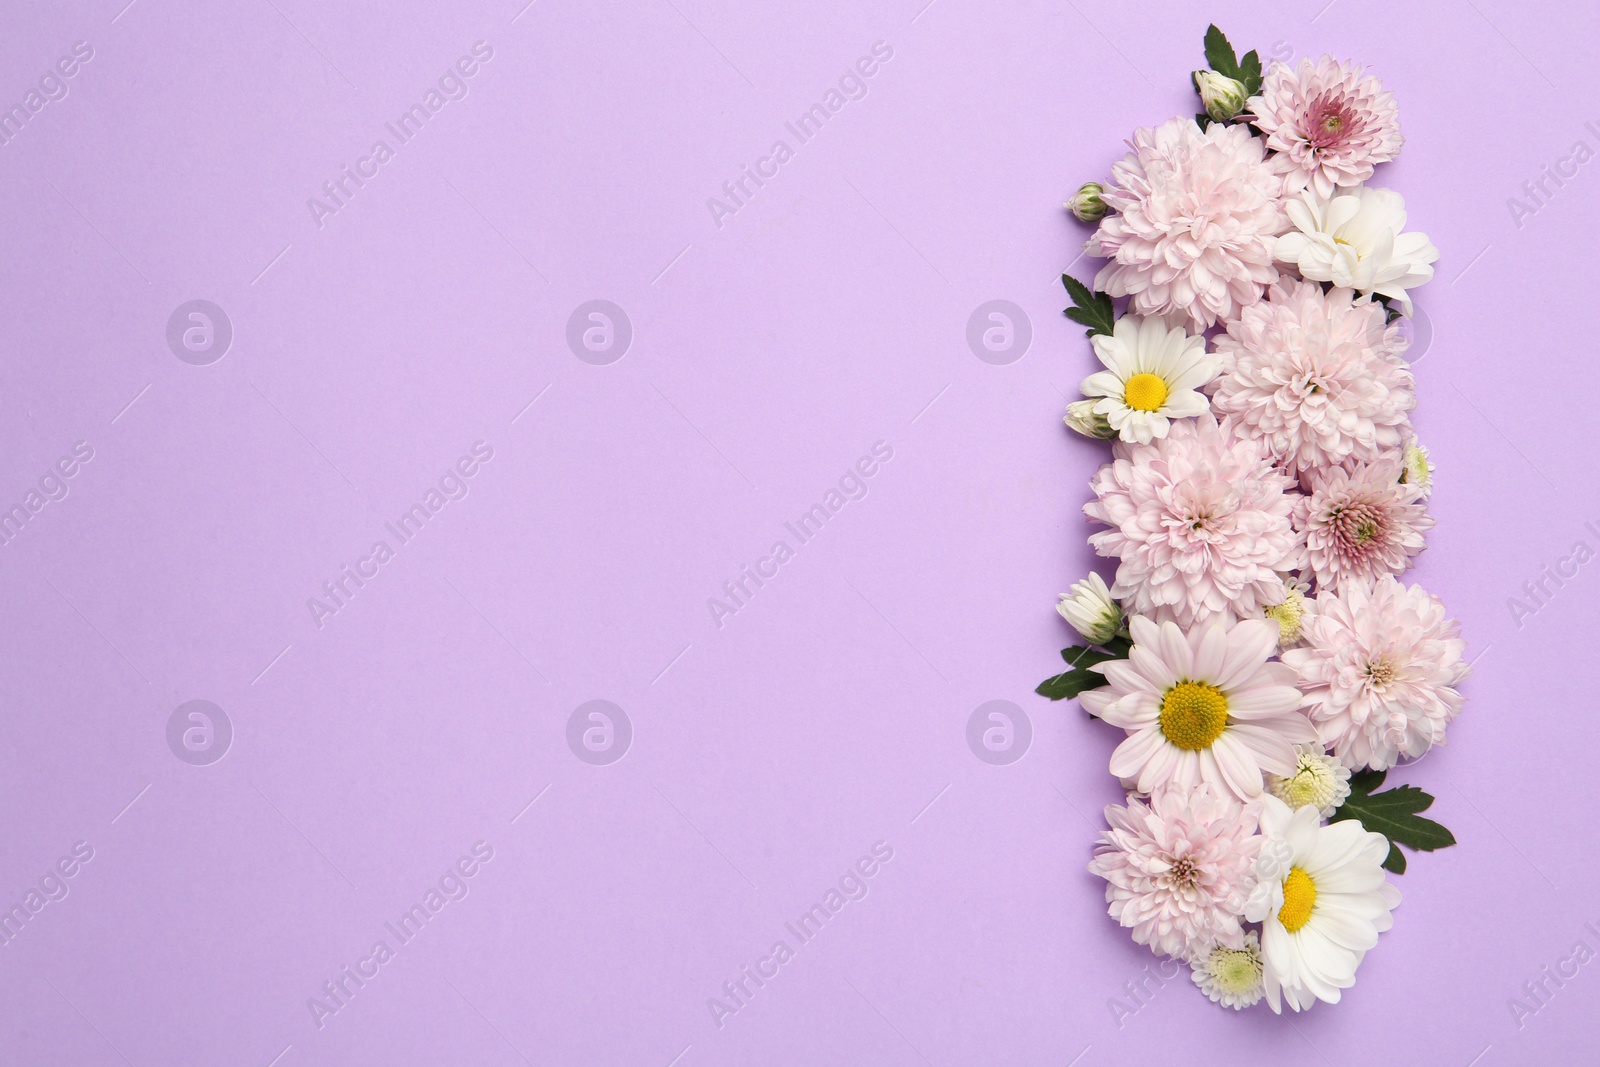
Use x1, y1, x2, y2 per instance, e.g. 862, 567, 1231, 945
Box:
1061, 273, 1116, 338
1329, 770, 1456, 874
1194, 112, 1212, 131
1238, 49, 1263, 96
1203, 24, 1239, 79
1039, 644, 1126, 703
1036, 665, 1108, 701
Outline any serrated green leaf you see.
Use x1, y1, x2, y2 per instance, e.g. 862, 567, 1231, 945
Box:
1330, 773, 1456, 873
1238, 49, 1263, 96
1059, 645, 1116, 669
1204, 24, 1239, 79
1036, 666, 1110, 701
1061, 273, 1116, 338
1100, 633, 1132, 659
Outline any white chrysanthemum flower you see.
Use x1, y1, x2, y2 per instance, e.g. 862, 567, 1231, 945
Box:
1211, 281, 1415, 481
1057, 572, 1123, 645
1275, 186, 1439, 315
1085, 413, 1305, 630
1263, 583, 1313, 648
1080, 315, 1217, 444
1283, 575, 1469, 771
1080, 616, 1318, 803
1088, 117, 1287, 331
1191, 931, 1266, 1009
1245, 795, 1401, 1012
1268, 744, 1351, 817
1089, 784, 1261, 960
1400, 442, 1433, 497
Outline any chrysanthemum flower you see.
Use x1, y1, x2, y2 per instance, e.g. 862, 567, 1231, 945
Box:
1268, 744, 1351, 817
1211, 281, 1415, 481
1264, 578, 1314, 648
1088, 117, 1287, 331
1298, 459, 1432, 591
1248, 56, 1403, 199
1191, 931, 1265, 1009
1080, 315, 1217, 444
1081, 616, 1317, 802
1245, 795, 1401, 1012
1275, 186, 1438, 315
1085, 413, 1304, 629
1400, 440, 1433, 497
1282, 576, 1469, 770
1089, 784, 1261, 960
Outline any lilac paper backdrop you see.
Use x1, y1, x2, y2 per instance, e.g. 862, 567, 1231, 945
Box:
1, 0, 1595, 1063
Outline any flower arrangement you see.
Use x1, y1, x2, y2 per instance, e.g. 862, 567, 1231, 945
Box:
1046, 26, 1466, 1014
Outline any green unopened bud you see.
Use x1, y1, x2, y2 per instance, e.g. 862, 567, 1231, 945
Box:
1066, 182, 1107, 222
1064, 399, 1115, 440
1194, 70, 1248, 122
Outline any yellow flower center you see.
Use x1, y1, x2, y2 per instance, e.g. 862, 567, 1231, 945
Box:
1279, 867, 1317, 932
1123, 373, 1169, 412
1158, 682, 1228, 750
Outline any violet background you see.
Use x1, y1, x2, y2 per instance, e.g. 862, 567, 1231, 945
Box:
0, 0, 1594, 1063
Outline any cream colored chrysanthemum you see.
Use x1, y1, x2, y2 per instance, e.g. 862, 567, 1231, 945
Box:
1191, 931, 1265, 1009
1268, 744, 1351, 818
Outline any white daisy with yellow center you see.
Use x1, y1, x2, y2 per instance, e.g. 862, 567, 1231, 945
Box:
1245, 795, 1402, 1013
1079, 315, 1217, 444
1079, 616, 1319, 804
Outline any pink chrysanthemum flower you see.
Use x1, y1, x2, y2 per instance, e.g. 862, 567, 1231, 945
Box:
1087, 117, 1287, 331
1082, 616, 1317, 804
1248, 56, 1403, 199
1298, 460, 1432, 590
1282, 576, 1469, 770
1211, 281, 1415, 482
1089, 783, 1263, 961
1085, 413, 1304, 629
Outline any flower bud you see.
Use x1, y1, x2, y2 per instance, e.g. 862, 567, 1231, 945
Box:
1066, 181, 1107, 222
1064, 399, 1116, 440
1193, 70, 1248, 122
1399, 443, 1433, 497
1057, 573, 1123, 646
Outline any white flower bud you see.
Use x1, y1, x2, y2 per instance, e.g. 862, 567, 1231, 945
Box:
1064, 399, 1116, 440
1194, 69, 1248, 122
1066, 181, 1108, 222
1057, 573, 1123, 646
